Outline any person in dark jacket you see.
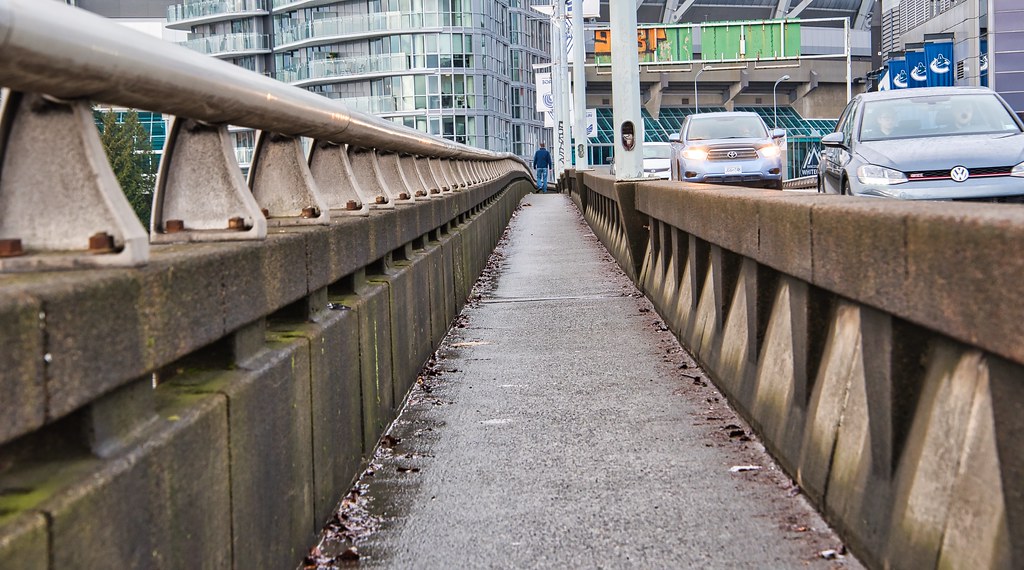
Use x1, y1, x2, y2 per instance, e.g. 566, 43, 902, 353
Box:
533, 143, 552, 192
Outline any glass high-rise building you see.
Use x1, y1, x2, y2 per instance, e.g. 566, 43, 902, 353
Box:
165, 0, 550, 160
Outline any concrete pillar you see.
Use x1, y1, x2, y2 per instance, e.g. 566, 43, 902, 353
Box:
610, 1, 643, 180
554, 0, 572, 178
572, 0, 589, 170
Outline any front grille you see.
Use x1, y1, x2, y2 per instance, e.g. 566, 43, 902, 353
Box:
907, 166, 1013, 180
707, 147, 758, 161
705, 174, 764, 183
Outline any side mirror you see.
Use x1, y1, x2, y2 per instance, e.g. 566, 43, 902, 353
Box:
668, 133, 680, 142
820, 132, 845, 148
771, 128, 786, 139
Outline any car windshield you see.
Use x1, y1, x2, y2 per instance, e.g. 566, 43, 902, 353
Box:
643, 144, 672, 159
686, 116, 767, 140
859, 94, 1021, 141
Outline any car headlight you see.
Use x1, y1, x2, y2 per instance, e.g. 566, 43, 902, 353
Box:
758, 144, 781, 158
1012, 161, 1024, 177
856, 164, 908, 185
682, 148, 708, 161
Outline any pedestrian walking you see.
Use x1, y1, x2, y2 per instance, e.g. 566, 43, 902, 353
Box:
533, 142, 552, 193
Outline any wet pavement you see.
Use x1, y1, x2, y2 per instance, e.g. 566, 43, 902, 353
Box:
304, 192, 862, 569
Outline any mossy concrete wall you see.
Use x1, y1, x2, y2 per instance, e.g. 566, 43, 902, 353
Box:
0, 176, 532, 569
569, 171, 1024, 570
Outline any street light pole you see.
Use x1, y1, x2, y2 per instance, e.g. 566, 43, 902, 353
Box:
549, 9, 564, 179
694, 67, 705, 114
555, 0, 572, 179
610, 0, 643, 180
773, 74, 790, 129
571, 0, 589, 170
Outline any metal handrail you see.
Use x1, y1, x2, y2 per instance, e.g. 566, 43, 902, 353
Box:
0, 0, 524, 166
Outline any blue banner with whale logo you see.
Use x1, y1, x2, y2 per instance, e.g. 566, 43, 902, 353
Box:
906, 48, 928, 89
924, 40, 954, 86
981, 37, 989, 87
877, 63, 891, 91
889, 55, 909, 90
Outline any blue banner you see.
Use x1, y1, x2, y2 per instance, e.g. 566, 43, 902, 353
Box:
889, 57, 909, 89
924, 41, 954, 86
906, 49, 928, 88
981, 38, 989, 87
877, 63, 891, 91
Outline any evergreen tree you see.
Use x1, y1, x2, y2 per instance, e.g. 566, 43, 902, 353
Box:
97, 109, 156, 226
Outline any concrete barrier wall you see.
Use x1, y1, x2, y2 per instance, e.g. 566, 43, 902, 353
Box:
0, 176, 533, 569
568, 171, 1023, 570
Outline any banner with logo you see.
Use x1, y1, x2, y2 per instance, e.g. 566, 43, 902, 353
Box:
924, 40, 954, 87
535, 72, 552, 114
586, 109, 597, 138
981, 37, 989, 87
889, 54, 909, 90
906, 47, 928, 89
877, 63, 891, 91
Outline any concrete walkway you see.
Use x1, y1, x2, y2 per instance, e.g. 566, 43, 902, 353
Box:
314, 193, 861, 569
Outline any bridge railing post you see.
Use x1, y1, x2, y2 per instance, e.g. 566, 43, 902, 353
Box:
247, 131, 330, 225
347, 147, 395, 208
308, 141, 372, 217
0, 92, 149, 271
151, 118, 268, 242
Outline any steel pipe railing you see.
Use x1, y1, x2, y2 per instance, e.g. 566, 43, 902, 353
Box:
0, 0, 531, 271
0, 0, 522, 163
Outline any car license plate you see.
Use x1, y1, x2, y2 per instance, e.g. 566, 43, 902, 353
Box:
725, 166, 742, 175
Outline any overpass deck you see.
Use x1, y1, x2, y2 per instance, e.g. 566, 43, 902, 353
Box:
309, 193, 862, 568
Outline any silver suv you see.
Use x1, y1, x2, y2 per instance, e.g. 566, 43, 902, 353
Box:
670, 111, 786, 190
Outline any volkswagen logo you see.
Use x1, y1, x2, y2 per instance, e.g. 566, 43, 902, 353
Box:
727, 150, 738, 159
950, 166, 970, 183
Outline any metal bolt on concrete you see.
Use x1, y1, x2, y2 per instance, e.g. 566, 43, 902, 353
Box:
304, 193, 863, 570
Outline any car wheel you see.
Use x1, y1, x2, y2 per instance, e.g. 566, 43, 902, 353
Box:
774, 179, 784, 191
842, 178, 852, 196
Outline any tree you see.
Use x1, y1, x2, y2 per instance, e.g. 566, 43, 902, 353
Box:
97, 109, 157, 226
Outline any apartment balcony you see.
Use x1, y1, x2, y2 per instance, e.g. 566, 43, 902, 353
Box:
179, 32, 271, 58
270, 0, 339, 11
167, 0, 268, 30
275, 53, 412, 86
275, 12, 462, 51
336, 95, 399, 115
334, 93, 475, 115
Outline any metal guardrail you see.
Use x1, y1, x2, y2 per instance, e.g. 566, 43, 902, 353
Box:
0, 0, 530, 271
782, 175, 817, 189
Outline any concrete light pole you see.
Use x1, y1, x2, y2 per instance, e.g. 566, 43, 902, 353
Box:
694, 67, 705, 114
554, 0, 572, 180
773, 74, 790, 128
549, 9, 565, 179
610, 0, 643, 180
571, 0, 589, 170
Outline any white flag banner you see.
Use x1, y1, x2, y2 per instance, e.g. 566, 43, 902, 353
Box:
538, 1, 599, 55
586, 109, 598, 138
535, 72, 553, 113
565, 0, 575, 54
544, 111, 554, 128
